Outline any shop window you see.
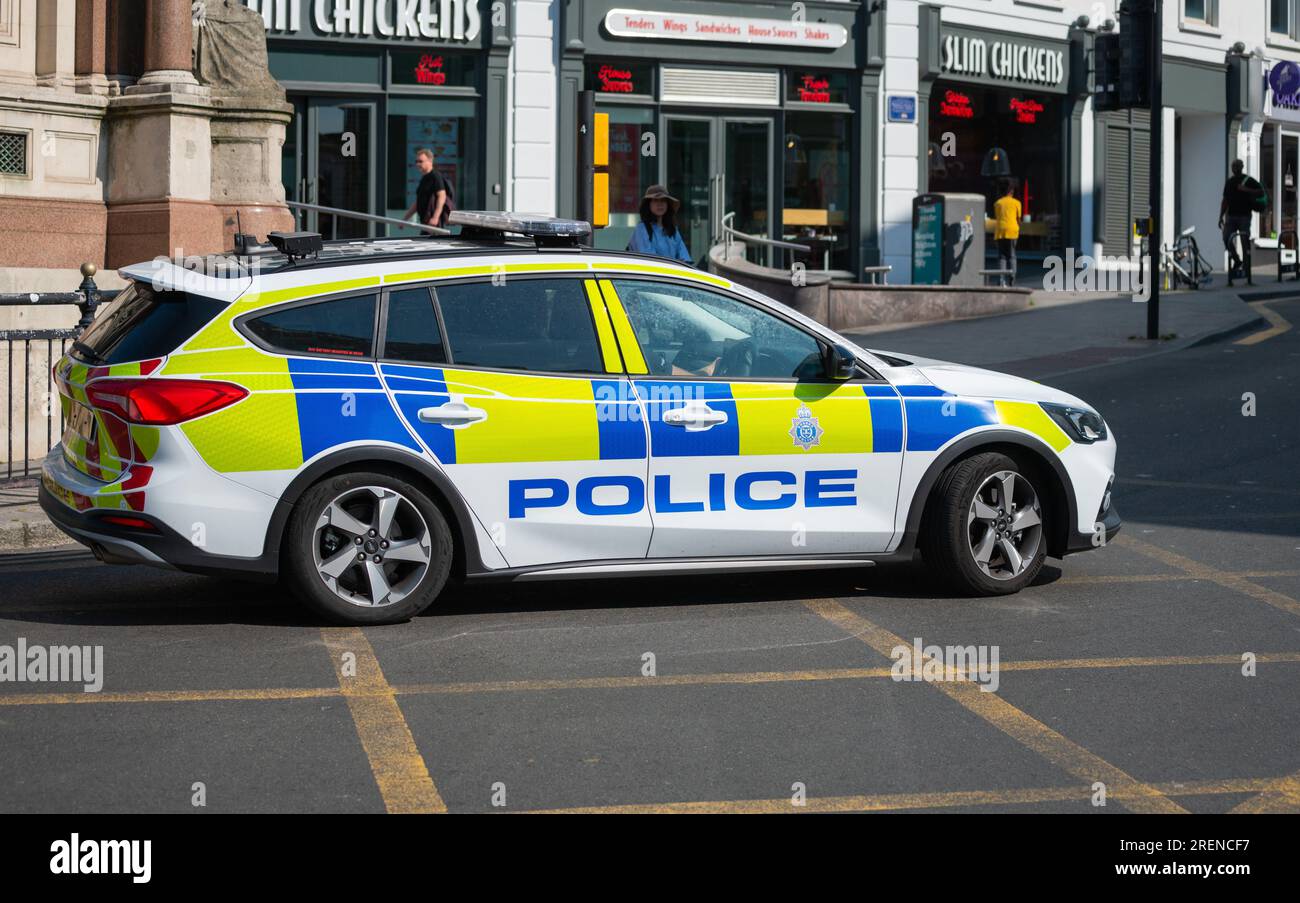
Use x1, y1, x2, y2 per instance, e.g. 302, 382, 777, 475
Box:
435, 279, 603, 375
1262, 127, 1277, 240
786, 72, 849, 105
585, 60, 654, 97
390, 51, 478, 88
385, 97, 480, 229
783, 113, 851, 271
594, 107, 657, 254
928, 85, 1064, 257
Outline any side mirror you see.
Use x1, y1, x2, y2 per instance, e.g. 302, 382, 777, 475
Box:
824, 344, 857, 381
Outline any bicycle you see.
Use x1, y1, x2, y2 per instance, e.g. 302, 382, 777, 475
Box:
1161, 226, 1214, 290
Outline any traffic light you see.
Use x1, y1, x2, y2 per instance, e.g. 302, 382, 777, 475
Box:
577, 91, 610, 234
1093, 32, 1121, 112
1117, 0, 1153, 109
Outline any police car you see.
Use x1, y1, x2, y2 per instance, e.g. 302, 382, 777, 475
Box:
40, 212, 1119, 625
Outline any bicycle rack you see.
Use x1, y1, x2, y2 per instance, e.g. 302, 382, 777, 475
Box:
1278, 229, 1298, 283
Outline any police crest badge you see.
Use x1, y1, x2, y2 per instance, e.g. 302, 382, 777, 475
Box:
789, 404, 824, 451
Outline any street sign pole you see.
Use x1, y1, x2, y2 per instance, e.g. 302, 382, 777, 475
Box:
1147, 0, 1163, 340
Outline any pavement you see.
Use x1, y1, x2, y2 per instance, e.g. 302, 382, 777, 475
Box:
0, 295, 1297, 814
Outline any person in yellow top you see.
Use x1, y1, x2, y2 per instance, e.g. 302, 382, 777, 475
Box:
993, 179, 1022, 286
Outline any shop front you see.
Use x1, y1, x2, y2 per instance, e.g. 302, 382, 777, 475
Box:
918, 13, 1087, 263
1258, 60, 1300, 251
559, 1, 872, 274
244, 0, 510, 237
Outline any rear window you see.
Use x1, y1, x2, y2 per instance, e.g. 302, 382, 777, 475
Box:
244, 295, 378, 358
73, 282, 227, 365
435, 279, 602, 374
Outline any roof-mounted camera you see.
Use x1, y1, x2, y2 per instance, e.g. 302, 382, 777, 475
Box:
267, 231, 324, 262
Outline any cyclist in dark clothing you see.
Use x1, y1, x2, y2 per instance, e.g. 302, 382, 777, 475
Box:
1219, 159, 1262, 283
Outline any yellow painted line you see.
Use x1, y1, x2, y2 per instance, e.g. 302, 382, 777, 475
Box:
6, 652, 1300, 707
526, 776, 1293, 814
1229, 767, 1300, 813
0, 687, 340, 706
321, 627, 446, 814
1117, 535, 1300, 619
391, 668, 895, 697
803, 598, 1189, 814
1235, 299, 1293, 345
1058, 570, 1300, 586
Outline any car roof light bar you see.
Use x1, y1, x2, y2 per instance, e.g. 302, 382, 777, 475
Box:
448, 211, 592, 247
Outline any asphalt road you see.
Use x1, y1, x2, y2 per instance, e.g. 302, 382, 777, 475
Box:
1, 299, 1297, 814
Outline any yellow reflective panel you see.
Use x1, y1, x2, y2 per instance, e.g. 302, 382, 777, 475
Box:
181, 393, 303, 472
441, 368, 601, 464
584, 280, 623, 373
731, 382, 872, 456
596, 280, 648, 375
994, 400, 1072, 453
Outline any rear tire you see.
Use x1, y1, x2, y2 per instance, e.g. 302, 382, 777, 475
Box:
920, 452, 1047, 596
285, 470, 453, 625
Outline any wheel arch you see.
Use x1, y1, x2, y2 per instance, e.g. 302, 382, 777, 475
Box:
904, 429, 1077, 560
264, 446, 485, 579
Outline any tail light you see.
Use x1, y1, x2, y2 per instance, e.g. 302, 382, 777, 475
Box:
84, 378, 248, 425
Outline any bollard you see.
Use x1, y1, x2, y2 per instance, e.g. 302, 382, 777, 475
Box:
75, 262, 101, 334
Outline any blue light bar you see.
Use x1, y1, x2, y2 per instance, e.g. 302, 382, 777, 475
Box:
448, 210, 592, 241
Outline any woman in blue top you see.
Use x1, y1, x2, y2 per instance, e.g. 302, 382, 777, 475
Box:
627, 184, 694, 265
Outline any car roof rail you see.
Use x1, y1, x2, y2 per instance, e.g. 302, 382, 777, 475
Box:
449, 211, 592, 248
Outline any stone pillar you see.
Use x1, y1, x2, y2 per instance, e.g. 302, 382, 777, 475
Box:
104, 0, 223, 265
74, 0, 110, 94
35, 0, 77, 89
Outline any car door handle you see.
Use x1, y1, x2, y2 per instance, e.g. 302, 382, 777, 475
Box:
418, 400, 487, 428
662, 402, 728, 431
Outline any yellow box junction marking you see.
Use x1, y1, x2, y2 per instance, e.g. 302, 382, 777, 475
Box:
803, 598, 1189, 814
321, 627, 446, 814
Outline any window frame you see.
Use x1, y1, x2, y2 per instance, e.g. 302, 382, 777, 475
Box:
235, 289, 382, 362
599, 273, 885, 385
427, 274, 613, 379
377, 284, 451, 367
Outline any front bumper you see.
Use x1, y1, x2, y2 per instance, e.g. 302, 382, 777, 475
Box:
1064, 503, 1122, 555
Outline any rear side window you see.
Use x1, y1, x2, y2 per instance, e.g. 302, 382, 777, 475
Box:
74, 282, 226, 365
435, 279, 602, 374
382, 288, 446, 364
244, 295, 377, 358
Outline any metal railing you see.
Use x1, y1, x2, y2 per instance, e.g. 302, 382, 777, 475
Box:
0, 264, 113, 483
720, 212, 810, 270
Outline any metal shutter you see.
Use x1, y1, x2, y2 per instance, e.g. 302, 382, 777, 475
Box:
660, 67, 780, 107
1100, 111, 1151, 258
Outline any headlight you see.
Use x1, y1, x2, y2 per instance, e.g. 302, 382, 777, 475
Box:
1040, 402, 1108, 443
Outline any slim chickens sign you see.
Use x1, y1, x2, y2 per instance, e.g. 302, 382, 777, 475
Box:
245, 0, 483, 43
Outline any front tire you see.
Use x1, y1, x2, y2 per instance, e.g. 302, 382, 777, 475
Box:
920, 452, 1047, 596
285, 471, 453, 625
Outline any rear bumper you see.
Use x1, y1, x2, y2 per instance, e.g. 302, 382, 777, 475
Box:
39, 481, 278, 581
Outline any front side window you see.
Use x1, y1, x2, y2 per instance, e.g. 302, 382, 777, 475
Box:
244, 295, 377, 358
611, 279, 825, 380
435, 279, 603, 374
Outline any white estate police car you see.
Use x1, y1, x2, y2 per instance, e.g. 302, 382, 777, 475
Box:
40, 212, 1119, 625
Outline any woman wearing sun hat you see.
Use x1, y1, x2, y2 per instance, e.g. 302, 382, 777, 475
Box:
627, 184, 694, 264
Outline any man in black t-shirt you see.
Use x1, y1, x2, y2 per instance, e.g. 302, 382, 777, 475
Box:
1219, 159, 1262, 280
403, 147, 450, 228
